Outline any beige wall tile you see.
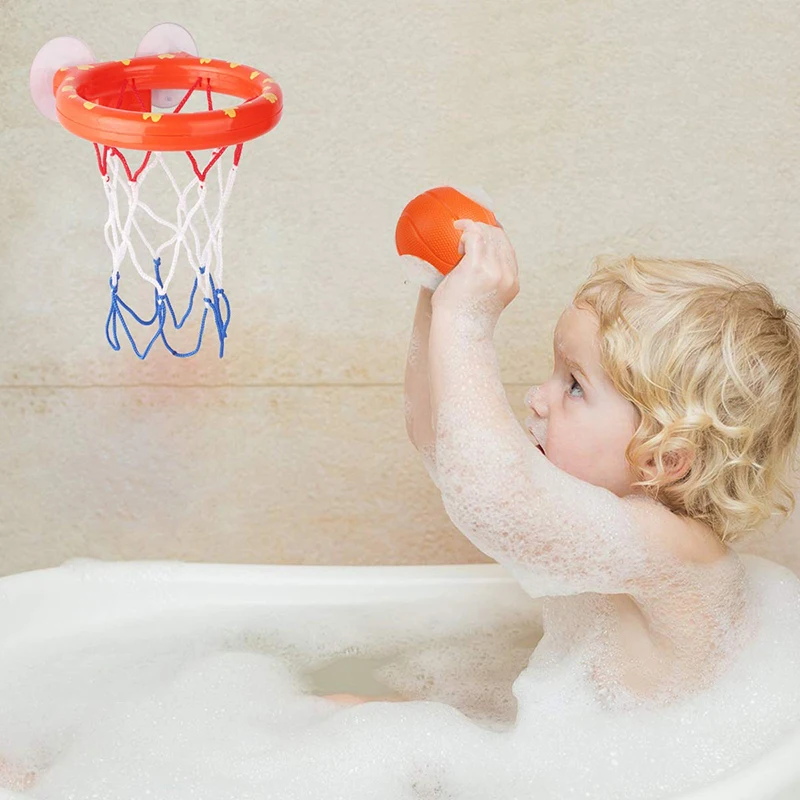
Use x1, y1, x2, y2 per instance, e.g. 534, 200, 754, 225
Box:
2, 0, 799, 574
1, 383, 796, 577
0, 386, 552, 576
3, 0, 798, 386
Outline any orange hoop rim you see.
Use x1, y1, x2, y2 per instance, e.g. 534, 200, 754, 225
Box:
53, 54, 283, 151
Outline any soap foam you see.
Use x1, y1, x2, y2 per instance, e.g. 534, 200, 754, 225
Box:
0, 557, 799, 799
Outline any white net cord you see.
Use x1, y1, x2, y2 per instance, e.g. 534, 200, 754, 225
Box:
100, 147, 240, 358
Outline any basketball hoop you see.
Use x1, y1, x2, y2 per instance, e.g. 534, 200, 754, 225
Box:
30, 24, 283, 358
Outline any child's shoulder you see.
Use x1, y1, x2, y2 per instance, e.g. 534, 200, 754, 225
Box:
620, 493, 729, 565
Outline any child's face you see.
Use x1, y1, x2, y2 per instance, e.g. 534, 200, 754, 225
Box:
525, 303, 641, 497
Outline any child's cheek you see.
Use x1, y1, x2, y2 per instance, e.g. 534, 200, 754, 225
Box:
549, 424, 606, 482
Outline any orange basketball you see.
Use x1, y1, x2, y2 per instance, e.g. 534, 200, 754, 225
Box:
395, 187, 499, 275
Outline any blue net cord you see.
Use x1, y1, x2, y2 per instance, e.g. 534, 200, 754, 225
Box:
105, 257, 231, 359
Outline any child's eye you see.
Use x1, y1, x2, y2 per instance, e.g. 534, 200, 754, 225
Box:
568, 375, 584, 397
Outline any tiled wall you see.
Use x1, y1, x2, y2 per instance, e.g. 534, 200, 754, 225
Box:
2, 0, 799, 576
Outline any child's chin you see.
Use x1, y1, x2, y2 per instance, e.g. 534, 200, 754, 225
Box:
563, 462, 617, 491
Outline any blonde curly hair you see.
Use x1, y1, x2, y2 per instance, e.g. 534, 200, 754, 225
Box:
573, 255, 800, 542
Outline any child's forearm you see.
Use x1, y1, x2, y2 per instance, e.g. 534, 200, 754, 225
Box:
428, 307, 526, 482
404, 288, 435, 450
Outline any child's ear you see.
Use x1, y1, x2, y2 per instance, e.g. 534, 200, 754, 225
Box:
643, 449, 693, 483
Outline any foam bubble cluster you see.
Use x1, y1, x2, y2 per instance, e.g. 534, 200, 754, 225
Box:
0, 555, 798, 799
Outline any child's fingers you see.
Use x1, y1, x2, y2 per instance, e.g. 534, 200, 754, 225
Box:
455, 219, 492, 234
454, 220, 469, 257
454, 220, 485, 247
457, 230, 483, 260
454, 224, 473, 258
453, 219, 485, 243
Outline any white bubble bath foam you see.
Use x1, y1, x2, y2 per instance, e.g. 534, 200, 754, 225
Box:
1, 558, 800, 800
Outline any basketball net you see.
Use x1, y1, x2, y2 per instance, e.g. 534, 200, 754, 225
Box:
93, 80, 243, 359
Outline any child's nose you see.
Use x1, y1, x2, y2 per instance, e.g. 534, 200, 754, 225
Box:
525, 385, 548, 416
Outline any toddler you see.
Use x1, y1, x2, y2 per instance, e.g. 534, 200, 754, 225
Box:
405, 220, 800, 707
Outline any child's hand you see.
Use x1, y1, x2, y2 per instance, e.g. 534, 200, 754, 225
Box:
431, 219, 519, 324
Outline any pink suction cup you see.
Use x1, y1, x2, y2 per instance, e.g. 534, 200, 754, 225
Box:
135, 22, 198, 109
30, 36, 96, 121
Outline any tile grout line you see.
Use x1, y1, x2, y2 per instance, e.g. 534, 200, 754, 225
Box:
3, 383, 402, 390
0, 382, 533, 390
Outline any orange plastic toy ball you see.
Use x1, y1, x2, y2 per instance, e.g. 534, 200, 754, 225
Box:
395, 187, 499, 275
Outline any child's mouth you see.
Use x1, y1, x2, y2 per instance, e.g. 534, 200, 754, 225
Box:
524, 418, 546, 455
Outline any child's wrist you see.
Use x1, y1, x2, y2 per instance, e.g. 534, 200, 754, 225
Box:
431, 302, 497, 342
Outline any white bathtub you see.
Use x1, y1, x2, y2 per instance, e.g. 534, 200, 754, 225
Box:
0, 560, 798, 800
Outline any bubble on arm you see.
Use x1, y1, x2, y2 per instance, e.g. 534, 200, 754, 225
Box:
420, 442, 441, 489
401, 254, 445, 291
407, 326, 423, 368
